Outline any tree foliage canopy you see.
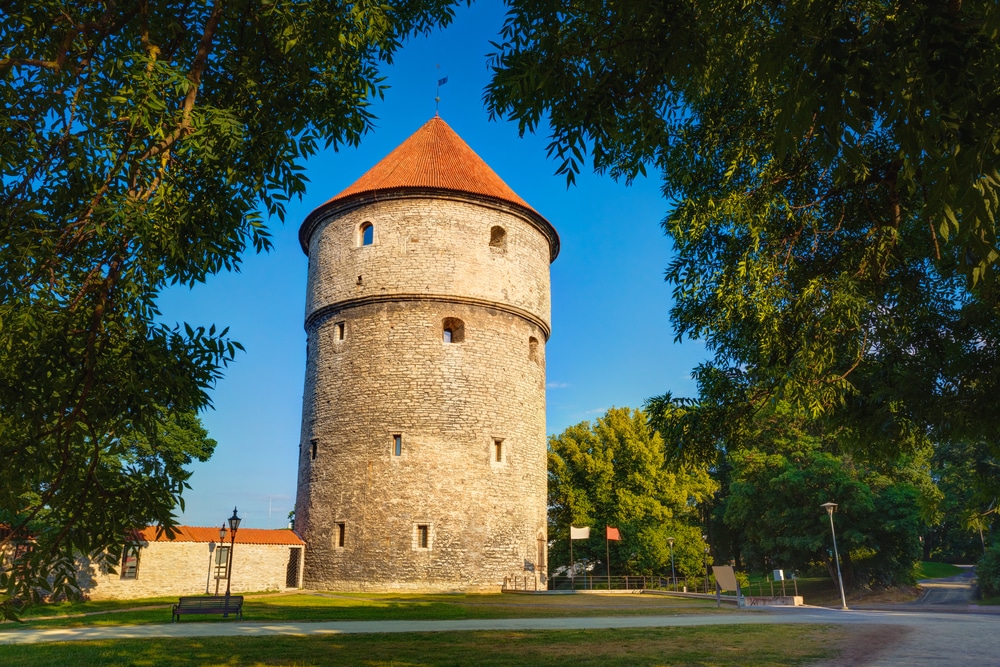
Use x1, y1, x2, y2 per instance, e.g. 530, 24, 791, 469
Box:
0, 0, 461, 615
725, 444, 926, 588
487, 0, 1000, 455
547, 408, 716, 577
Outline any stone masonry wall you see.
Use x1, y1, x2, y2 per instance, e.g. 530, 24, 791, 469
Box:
303, 196, 552, 329
295, 195, 553, 591
78, 542, 304, 600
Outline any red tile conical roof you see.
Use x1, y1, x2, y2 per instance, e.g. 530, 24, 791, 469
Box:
324, 115, 536, 212
300, 115, 558, 260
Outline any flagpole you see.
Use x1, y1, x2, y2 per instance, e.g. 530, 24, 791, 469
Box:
570, 534, 574, 589
606, 527, 611, 590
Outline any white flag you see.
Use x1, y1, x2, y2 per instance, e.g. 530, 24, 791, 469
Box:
570, 525, 590, 540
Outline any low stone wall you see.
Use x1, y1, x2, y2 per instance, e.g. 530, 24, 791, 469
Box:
745, 595, 804, 606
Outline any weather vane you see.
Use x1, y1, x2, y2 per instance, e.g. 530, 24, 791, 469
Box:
435, 64, 448, 114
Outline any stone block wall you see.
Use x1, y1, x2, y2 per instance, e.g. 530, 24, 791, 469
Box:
295, 193, 554, 591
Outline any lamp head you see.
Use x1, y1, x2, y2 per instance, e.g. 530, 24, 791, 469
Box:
667, 537, 674, 546
820, 502, 837, 516
228, 506, 242, 533
219, 524, 227, 542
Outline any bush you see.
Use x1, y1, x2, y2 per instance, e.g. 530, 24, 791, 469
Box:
976, 544, 1000, 597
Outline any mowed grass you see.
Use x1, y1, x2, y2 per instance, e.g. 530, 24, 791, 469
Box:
0, 624, 847, 667
4, 592, 728, 629
914, 562, 964, 580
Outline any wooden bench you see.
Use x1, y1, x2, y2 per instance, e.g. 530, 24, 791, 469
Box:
171, 595, 244, 621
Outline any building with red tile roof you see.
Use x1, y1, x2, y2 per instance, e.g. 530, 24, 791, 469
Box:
79, 526, 305, 600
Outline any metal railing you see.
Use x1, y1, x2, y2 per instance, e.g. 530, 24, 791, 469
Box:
545, 575, 715, 592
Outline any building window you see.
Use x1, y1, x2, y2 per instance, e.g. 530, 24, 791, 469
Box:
489, 225, 507, 251
529, 337, 539, 362
336, 523, 345, 548
442, 317, 465, 343
494, 439, 504, 463
121, 544, 141, 580
416, 524, 430, 549
359, 222, 374, 246
335, 321, 345, 341
311, 438, 318, 460
393, 434, 402, 457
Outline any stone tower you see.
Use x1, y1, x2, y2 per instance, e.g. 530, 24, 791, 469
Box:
294, 116, 559, 591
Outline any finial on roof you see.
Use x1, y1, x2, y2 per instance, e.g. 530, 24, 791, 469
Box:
435, 64, 448, 114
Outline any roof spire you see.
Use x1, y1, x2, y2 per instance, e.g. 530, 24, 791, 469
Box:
435, 64, 448, 114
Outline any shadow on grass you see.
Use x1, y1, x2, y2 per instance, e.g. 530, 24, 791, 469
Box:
6, 592, 726, 629
0, 625, 847, 667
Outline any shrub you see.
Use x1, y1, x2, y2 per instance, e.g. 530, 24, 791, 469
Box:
976, 543, 1000, 598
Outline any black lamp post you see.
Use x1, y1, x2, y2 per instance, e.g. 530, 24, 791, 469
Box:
224, 507, 241, 615
215, 524, 227, 595
667, 537, 676, 589
821, 502, 848, 610
703, 543, 710, 594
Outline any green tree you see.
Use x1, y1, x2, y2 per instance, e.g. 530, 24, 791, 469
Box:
548, 408, 716, 578
486, 1, 1000, 454
927, 439, 1000, 561
649, 397, 931, 588
725, 446, 924, 588
0, 0, 461, 617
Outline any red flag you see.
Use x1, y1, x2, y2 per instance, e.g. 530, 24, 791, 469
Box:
606, 526, 621, 541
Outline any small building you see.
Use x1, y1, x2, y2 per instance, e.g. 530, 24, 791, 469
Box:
78, 526, 305, 600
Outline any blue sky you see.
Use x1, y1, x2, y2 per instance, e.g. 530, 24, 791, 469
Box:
158, 2, 707, 529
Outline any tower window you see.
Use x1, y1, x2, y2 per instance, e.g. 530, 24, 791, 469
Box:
336, 523, 345, 548
442, 317, 465, 343
359, 222, 374, 246
416, 524, 430, 549
489, 226, 507, 251
393, 434, 402, 457
335, 321, 345, 341
311, 438, 318, 460
494, 439, 504, 463
529, 337, 539, 362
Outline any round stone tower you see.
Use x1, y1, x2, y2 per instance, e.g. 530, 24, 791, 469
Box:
294, 115, 559, 591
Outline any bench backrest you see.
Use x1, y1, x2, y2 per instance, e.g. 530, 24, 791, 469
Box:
177, 596, 243, 607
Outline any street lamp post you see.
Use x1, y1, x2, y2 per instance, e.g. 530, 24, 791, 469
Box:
215, 524, 226, 595
667, 537, 676, 589
224, 507, 241, 616
703, 544, 710, 594
820, 502, 848, 611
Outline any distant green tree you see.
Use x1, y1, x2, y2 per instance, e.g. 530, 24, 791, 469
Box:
648, 397, 931, 588
547, 408, 716, 578
487, 0, 1000, 456
926, 439, 1000, 562
725, 447, 924, 588
0, 0, 462, 618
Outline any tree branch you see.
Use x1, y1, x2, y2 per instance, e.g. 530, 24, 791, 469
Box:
138, 0, 224, 162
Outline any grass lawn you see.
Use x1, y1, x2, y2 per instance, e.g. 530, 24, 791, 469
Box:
5, 592, 729, 629
914, 562, 964, 580
0, 624, 849, 666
